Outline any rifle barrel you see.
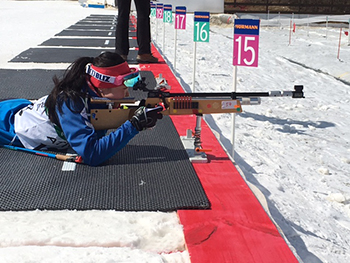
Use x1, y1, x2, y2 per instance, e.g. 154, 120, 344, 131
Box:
163, 92, 269, 99
148, 85, 303, 99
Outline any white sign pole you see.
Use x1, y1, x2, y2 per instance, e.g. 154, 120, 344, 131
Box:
174, 6, 186, 74
337, 28, 342, 60
155, 17, 158, 42
192, 11, 210, 92
326, 16, 329, 39
232, 18, 260, 160
174, 28, 177, 72
162, 22, 165, 52
231, 65, 237, 159
192, 41, 197, 92
289, 19, 292, 45
348, 18, 350, 45
278, 12, 281, 29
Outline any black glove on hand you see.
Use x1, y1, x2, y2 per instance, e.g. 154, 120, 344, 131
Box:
130, 106, 163, 131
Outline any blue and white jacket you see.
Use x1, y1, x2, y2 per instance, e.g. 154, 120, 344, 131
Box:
14, 86, 139, 166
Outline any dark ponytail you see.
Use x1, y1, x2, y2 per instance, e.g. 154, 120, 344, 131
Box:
45, 52, 124, 125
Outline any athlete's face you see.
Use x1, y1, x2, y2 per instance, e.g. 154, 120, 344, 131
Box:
99, 84, 130, 100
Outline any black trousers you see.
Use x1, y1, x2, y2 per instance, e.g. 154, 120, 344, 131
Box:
116, 0, 151, 56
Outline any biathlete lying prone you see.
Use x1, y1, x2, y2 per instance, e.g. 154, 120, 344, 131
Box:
0, 52, 162, 166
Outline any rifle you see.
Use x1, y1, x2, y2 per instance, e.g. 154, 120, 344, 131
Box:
90, 74, 304, 131
1, 75, 303, 164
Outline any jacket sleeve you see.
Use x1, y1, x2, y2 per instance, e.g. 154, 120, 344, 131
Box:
56, 98, 139, 166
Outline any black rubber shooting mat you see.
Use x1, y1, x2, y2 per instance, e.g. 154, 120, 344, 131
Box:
11, 13, 138, 64
0, 16, 211, 211
54, 30, 136, 38
0, 69, 64, 99
0, 116, 210, 212
10, 48, 114, 63
67, 24, 116, 30
40, 38, 117, 48
86, 14, 116, 19
76, 21, 116, 25
10, 48, 138, 64
39, 38, 137, 48
55, 30, 116, 37
0, 70, 154, 100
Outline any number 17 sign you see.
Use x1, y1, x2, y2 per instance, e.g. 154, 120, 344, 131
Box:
175, 6, 186, 29
233, 19, 260, 67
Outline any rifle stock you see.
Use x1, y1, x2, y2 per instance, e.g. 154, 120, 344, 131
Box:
90, 97, 242, 130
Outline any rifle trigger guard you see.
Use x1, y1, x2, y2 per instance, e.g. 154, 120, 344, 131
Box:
138, 99, 146, 107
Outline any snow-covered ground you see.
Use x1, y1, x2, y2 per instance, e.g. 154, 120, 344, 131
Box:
1, 1, 350, 262
156, 10, 350, 263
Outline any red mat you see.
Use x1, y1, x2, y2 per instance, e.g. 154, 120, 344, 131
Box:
140, 45, 298, 263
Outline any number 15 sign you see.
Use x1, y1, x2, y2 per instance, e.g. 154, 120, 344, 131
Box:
233, 19, 260, 67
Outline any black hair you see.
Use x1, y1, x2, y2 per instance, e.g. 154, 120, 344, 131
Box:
45, 52, 125, 126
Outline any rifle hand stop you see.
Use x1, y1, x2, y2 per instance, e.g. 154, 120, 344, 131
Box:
180, 114, 210, 163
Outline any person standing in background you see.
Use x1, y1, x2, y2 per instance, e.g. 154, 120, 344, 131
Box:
116, 0, 158, 63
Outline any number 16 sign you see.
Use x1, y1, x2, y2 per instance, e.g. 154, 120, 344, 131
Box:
233, 19, 260, 67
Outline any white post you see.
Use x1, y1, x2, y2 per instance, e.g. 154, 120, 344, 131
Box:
289, 19, 292, 45
337, 28, 342, 60
326, 16, 328, 39
278, 12, 281, 29
150, 17, 154, 41
192, 41, 197, 92
231, 66, 237, 160
348, 19, 350, 45
307, 14, 310, 37
174, 28, 177, 72
162, 22, 165, 52
155, 17, 158, 42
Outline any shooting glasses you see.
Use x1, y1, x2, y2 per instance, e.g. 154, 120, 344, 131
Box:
86, 62, 140, 89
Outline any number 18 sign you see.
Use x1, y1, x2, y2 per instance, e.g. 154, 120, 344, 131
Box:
233, 19, 260, 67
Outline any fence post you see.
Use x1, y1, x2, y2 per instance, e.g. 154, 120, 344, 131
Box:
337, 28, 342, 60
348, 18, 350, 45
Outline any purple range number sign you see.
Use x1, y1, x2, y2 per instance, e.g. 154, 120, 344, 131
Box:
175, 6, 186, 30
233, 19, 260, 67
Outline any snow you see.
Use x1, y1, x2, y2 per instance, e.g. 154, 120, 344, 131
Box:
1, 1, 350, 262
158, 11, 350, 263
0, 210, 187, 262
